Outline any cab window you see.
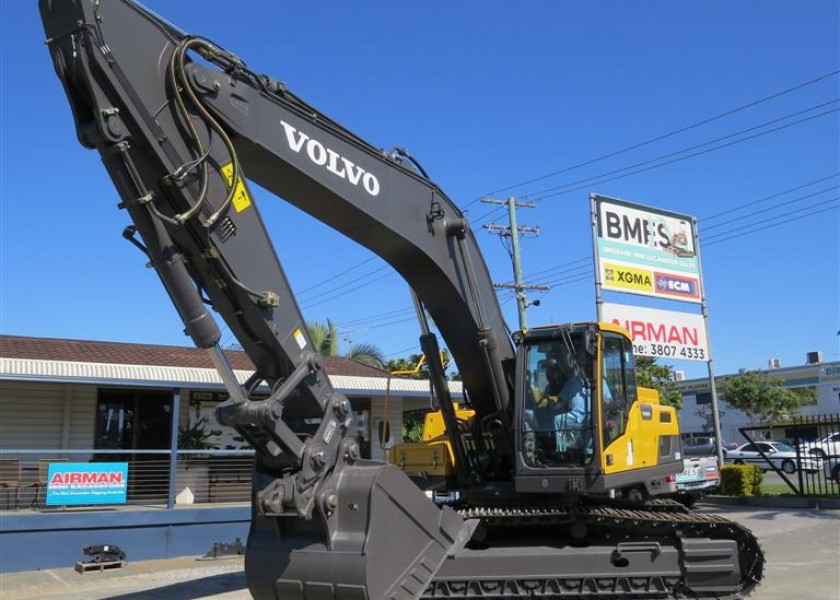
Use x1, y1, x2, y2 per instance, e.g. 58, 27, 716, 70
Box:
600, 333, 637, 447
521, 337, 594, 469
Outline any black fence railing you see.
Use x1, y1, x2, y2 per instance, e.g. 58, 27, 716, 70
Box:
0, 449, 255, 511
736, 414, 840, 497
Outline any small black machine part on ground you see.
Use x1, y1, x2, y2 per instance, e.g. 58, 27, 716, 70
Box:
82, 544, 126, 564
203, 538, 245, 559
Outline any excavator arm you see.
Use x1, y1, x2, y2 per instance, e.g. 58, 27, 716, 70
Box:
41, 0, 514, 487
40, 1, 492, 597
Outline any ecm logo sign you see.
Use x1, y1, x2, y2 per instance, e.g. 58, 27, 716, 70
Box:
654, 272, 700, 300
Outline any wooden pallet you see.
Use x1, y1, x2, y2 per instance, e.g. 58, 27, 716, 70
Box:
75, 560, 125, 574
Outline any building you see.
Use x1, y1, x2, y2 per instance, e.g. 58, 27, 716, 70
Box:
0, 334, 461, 572
677, 354, 840, 443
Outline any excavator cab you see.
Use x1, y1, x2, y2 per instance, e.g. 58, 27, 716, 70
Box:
514, 322, 682, 499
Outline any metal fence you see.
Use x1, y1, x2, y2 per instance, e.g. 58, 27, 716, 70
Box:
736, 414, 840, 497
0, 449, 255, 511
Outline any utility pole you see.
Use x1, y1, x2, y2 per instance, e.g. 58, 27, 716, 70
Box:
483, 197, 547, 330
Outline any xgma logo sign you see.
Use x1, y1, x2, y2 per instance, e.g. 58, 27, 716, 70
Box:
603, 263, 654, 293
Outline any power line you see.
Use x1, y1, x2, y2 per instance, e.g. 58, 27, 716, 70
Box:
365, 316, 419, 330
307, 102, 835, 302
541, 274, 593, 289
384, 344, 422, 358
701, 173, 838, 222
338, 307, 415, 327
326, 177, 837, 324
298, 75, 839, 301
524, 257, 593, 282
703, 196, 840, 243
298, 264, 391, 302
704, 203, 839, 247
521, 175, 839, 291
532, 264, 595, 288
528, 102, 839, 201
325, 195, 838, 349
300, 270, 396, 309
465, 70, 839, 208
296, 256, 377, 295
701, 185, 839, 231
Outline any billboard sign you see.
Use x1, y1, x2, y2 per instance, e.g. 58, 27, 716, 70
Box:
594, 195, 701, 303
46, 462, 128, 506
602, 303, 708, 361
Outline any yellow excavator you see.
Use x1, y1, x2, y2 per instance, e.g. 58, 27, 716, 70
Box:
40, 1, 763, 597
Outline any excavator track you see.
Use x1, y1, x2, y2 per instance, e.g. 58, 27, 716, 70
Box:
419, 501, 764, 599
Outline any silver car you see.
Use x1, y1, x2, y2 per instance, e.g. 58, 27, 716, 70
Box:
824, 456, 840, 483
725, 441, 821, 474
801, 432, 840, 459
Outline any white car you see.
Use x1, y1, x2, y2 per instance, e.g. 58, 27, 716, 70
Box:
824, 456, 840, 483
725, 441, 821, 474
800, 432, 840, 459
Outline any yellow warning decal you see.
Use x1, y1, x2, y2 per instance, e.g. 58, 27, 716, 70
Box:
293, 328, 307, 350
220, 163, 252, 213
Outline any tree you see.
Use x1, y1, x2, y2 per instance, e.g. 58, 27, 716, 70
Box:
722, 370, 812, 424
306, 319, 386, 369
386, 349, 454, 379
308, 319, 339, 356
635, 356, 683, 410
345, 342, 386, 369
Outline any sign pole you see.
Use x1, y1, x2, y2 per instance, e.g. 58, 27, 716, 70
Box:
590, 194, 604, 322
692, 218, 725, 466
167, 390, 181, 509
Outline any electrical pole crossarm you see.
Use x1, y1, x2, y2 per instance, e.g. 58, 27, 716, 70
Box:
481, 197, 542, 329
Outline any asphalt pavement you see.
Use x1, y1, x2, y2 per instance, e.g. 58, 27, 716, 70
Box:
1, 502, 838, 600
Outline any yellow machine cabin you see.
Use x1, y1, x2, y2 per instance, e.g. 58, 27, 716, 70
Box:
391, 322, 681, 500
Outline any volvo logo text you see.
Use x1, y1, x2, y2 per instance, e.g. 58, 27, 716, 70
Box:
280, 121, 380, 197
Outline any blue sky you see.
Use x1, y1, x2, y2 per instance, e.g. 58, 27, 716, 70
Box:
1, 1, 838, 380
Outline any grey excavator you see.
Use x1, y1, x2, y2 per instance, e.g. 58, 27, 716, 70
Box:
40, 1, 763, 598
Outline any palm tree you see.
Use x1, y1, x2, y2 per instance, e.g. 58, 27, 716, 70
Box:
345, 342, 386, 369
307, 319, 386, 369
308, 319, 339, 356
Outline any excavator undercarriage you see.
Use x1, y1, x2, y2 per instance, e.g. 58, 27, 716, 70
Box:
438, 500, 763, 599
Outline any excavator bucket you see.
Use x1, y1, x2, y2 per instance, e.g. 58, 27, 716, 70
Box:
246, 464, 474, 600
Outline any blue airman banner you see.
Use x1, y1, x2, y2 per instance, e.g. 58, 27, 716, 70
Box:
46, 462, 128, 505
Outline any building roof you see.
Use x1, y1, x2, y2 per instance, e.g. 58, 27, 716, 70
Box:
676, 360, 840, 395
0, 335, 462, 398
0, 335, 387, 377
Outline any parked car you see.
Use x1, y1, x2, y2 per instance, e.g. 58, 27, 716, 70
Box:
680, 436, 732, 457
681, 436, 717, 457
824, 456, 840, 483
800, 432, 840, 459
724, 441, 821, 473
674, 456, 720, 507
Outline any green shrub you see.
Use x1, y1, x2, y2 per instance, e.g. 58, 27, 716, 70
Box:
720, 465, 763, 496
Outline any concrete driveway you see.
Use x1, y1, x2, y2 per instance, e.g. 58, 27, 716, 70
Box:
2, 503, 838, 600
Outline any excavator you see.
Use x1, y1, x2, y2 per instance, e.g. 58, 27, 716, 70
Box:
39, 1, 764, 598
